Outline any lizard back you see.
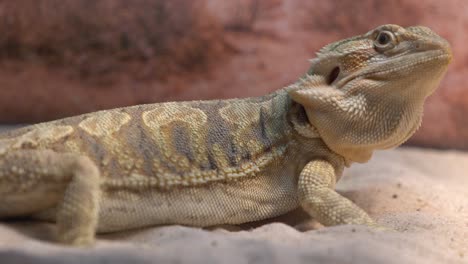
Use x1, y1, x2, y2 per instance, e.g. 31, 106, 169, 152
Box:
0, 90, 294, 189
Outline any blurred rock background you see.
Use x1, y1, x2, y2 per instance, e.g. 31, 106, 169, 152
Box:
0, 0, 466, 149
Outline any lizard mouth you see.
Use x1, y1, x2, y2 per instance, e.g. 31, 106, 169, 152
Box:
335, 49, 452, 90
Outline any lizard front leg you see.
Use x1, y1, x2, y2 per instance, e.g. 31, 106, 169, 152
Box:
0, 150, 100, 246
298, 160, 378, 227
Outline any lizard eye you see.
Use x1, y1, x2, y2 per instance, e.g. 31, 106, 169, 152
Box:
374, 30, 396, 50
327, 66, 340, 84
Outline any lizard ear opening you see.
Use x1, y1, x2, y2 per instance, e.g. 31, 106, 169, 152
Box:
288, 74, 345, 108
327, 66, 340, 84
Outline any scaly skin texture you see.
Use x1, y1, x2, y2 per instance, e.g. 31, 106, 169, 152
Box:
0, 24, 452, 246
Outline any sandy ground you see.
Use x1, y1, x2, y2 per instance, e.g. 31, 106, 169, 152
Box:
0, 146, 466, 264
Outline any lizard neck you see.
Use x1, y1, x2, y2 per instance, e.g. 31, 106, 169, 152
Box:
287, 102, 321, 139
285, 94, 352, 167
248, 88, 295, 148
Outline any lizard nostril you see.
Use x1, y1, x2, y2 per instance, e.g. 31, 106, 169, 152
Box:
327, 66, 340, 85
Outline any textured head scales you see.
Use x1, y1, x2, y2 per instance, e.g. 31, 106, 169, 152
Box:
289, 24, 452, 163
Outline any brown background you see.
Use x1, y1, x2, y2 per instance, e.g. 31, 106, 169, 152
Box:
0, 0, 467, 149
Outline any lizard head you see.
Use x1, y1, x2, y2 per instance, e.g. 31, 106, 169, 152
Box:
288, 24, 452, 163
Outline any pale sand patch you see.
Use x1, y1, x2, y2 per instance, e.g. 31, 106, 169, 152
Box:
0, 147, 466, 264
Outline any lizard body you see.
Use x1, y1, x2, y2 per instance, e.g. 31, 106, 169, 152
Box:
0, 25, 452, 246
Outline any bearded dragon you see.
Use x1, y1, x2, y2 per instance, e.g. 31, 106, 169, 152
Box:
0, 24, 452, 246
